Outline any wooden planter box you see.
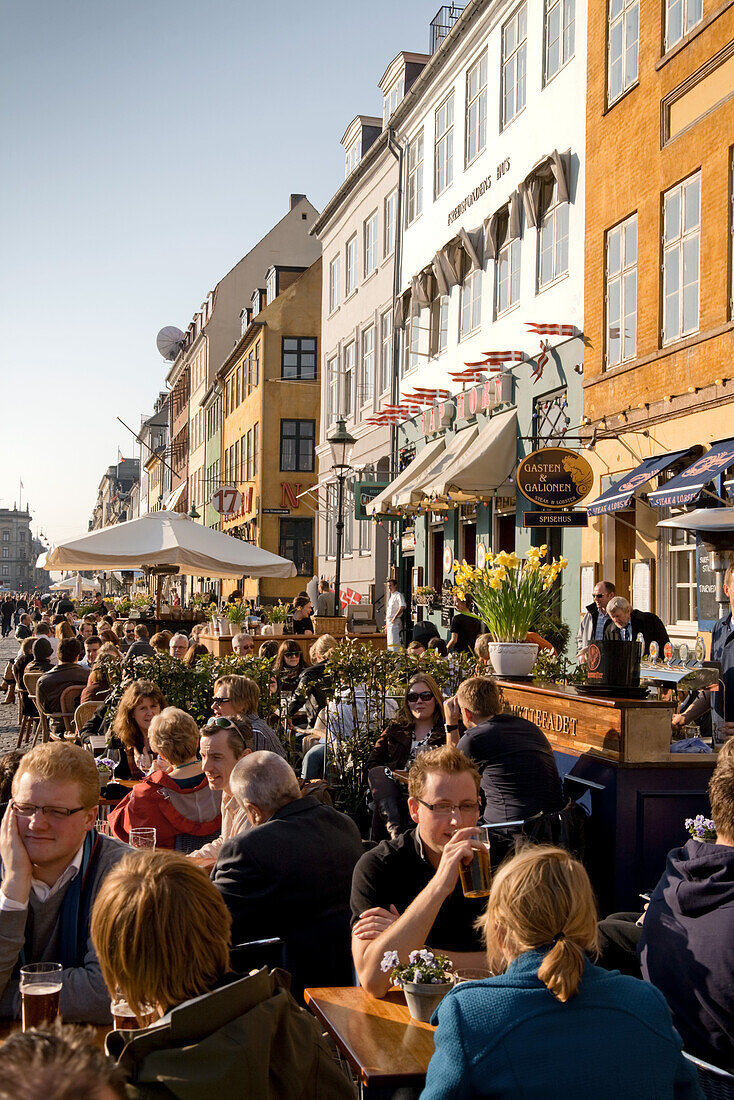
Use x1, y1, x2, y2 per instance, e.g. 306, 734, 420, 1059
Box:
314, 616, 347, 637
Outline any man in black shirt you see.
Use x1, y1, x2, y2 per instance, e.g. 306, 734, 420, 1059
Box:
447, 595, 485, 654
450, 676, 563, 825
351, 745, 488, 997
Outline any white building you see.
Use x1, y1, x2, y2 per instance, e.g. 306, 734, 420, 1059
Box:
378, 0, 587, 637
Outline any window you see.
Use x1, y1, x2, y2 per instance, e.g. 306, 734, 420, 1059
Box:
236, 366, 242, 406
253, 422, 259, 477
663, 172, 700, 343
406, 131, 424, 225
544, 0, 575, 82
345, 139, 361, 178
267, 268, 277, 304
279, 518, 313, 577
246, 352, 253, 394
384, 191, 397, 256
608, 0, 639, 105
327, 355, 339, 423
668, 526, 697, 624
538, 178, 569, 288
364, 212, 378, 277
246, 429, 253, 480
1, 530, 8, 541
253, 343, 260, 387
496, 216, 521, 315
280, 419, 315, 473
430, 293, 449, 356
1, 549, 7, 559
233, 439, 241, 483
665, 0, 702, 51
282, 336, 317, 380
465, 55, 487, 164
325, 483, 338, 556
460, 269, 482, 339
380, 309, 393, 393
435, 92, 454, 195
606, 214, 637, 367
329, 255, 341, 313
1, 566, 7, 578
502, 6, 527, 128
346, 235, 358, 296
361, 325, 375, 405
343, 341, 356, 417
402, 317, 421, 374
382, 77, 404, 127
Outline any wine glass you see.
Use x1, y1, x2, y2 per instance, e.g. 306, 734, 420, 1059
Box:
129, 827, 156, 850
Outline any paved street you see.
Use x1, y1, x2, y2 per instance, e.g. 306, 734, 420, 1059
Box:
0, 635, 22, 753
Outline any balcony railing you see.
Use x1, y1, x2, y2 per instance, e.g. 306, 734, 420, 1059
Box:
429, 4, 465, 54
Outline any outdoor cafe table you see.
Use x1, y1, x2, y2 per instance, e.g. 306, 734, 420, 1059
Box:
304, 986, 435, 1095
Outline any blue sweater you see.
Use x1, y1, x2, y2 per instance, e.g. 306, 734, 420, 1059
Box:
420, 950, 702, 1100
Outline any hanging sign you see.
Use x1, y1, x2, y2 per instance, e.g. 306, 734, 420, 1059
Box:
443, 545, 454, 575
355, 482, 390, 521
523, 511, 588, 528
211, 486, 242, 515
516, 447, 593, 509
477, 542, 487, 569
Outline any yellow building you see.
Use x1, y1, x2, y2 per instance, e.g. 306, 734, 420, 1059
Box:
219, 258, 322, 604
581, 0, 734, 642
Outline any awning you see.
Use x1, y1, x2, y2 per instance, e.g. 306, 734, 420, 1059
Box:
365, 436, 446, 515
657, 508, 734, 533
586, 449, 690, 516
163, 482, 186, 511
405, 426, 480, 504
422, 408, 518, 500
647, 438, 734, 508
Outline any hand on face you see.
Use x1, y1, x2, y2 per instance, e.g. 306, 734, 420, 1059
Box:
0, 804, 33, 902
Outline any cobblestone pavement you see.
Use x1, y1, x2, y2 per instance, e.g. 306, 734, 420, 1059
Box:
0, 635, 23, 753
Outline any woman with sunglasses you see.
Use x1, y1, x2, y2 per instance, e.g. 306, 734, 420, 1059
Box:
273, 640, 306, 693
211, 675, 287, 757
366, 673, 447, 841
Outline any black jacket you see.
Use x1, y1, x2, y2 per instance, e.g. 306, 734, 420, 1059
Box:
603, 608, 669, 652
212, 795, 363, 999
366, 720, 445, 772
641, 839, 734, 1070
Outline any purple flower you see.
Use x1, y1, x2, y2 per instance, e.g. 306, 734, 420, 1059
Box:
380, 950, 399, 974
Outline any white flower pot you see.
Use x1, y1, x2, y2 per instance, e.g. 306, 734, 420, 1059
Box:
401, 981, 453, 1023
487, 642, 539, 678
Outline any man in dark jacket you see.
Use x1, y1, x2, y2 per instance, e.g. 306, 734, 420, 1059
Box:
14, 614, 32, 641
640, 754, 734, 1070
674, 562, 734, 743
36, 637, 89, 734
603, 596, 669, 653
212, 752, 363, 999
576, 580, 615, 662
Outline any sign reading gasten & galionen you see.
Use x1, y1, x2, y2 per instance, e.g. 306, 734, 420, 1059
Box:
516, 447, 593, 509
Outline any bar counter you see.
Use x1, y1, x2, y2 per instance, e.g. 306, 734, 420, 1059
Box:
200, 631, 388, 659
495, 679, 717, 912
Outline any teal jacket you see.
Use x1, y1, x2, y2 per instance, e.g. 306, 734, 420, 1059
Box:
421, 950, 702, 1099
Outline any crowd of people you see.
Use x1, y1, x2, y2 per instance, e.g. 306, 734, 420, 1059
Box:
0, 588, 730, 1097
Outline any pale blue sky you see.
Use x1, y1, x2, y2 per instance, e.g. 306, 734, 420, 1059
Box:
0, 0, 432, 549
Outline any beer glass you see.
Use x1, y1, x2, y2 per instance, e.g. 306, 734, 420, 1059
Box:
459, 826, 492, 898
111, 995, 157, 1030
453, 967, 493, 983
19, 962, 62, 1031
129, 827, 156, 849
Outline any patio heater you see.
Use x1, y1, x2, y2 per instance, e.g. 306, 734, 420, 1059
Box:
327, 418, 356, 617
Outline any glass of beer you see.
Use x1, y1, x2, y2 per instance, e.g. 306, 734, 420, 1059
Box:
459, 827, 492, 898
453, 967, 493, 983
129, 827, 156, 849
111, 995, 157, 1030
19, 962, 63, 1031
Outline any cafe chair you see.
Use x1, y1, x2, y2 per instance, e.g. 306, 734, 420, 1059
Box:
75, 702, 102, 743
683, 1052, 734, 1099
21, 671, 44, 748
231, 937, 286, 974
484, 798, 588, 863
37, 691, 80, 744
174, 831, 220, 855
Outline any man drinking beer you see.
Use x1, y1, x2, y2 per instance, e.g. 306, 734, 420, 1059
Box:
0, 743, 126, 1023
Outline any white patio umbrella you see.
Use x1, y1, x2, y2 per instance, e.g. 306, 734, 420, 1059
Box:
50, 573, 100, 601
42, 510, 297, 614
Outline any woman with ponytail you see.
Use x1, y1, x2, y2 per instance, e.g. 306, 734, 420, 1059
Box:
421, 846, 701, 1099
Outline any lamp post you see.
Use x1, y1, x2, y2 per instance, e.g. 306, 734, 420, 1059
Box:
327, 417, 356, 616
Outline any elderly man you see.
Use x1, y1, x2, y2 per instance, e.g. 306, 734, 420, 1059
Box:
577, 580, 615, 663
169, 633, 189, 661
350, 744, 488, 998
212, 751, 363, 998
231, 633, 255, 658
603, 596, 669, 653
188, 717, 254, 867
0, 743, 126, 1023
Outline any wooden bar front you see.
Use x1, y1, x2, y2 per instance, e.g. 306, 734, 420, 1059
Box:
495, 679, 717, 912
200, 632, 387, 659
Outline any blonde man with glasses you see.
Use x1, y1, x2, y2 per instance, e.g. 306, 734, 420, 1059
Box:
350, 744, 488, 997
0, 742, 126, 1023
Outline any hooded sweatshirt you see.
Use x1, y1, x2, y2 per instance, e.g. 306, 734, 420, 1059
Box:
640, 838, 734, 1069
107, 771, 221, 850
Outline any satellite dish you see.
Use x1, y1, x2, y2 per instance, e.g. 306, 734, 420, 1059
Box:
156, 326, 185, 361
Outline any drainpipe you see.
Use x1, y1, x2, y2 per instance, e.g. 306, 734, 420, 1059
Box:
386, 127, 404, 575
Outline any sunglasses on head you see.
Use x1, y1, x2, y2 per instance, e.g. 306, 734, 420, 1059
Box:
407, 690, 433, 703
204, 716, 248, 744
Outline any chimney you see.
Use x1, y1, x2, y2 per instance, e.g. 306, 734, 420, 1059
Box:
289, 194, 307, 211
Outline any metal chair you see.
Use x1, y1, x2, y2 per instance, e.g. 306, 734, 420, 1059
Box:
683, 1052, 734, 1099
230, 937, 286, 975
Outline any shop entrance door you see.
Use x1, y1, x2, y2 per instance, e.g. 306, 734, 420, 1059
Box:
614, 512, 635, 601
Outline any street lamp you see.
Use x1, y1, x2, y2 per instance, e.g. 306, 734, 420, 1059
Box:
327, 417, 356, 616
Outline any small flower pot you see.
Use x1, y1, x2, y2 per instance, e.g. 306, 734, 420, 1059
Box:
401, 981, 453, 1023
487, 642, 538, 678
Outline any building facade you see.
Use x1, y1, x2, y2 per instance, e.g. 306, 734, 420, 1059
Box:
89, 460, 140, 530
374, 0, 587, 638
581, 0, 734, 642
219, 258, 322, 604
0, 508, 38, 592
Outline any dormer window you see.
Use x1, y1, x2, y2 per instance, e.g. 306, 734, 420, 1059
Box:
345, 138, 362, 178
382, 77, 405, 127
266, 267, 278, 304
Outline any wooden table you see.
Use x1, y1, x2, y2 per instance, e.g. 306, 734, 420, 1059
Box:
304, 986, 435, 1094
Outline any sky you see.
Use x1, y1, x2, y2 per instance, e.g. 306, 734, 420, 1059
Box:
0, 0, 433, 550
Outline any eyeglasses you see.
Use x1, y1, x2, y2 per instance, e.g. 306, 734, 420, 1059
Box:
12, 801, 85, 821
416, 798, 480, 818
212, 696, 230, 704
406, 691, 433, 703
592, 594, 605, 601
204, 717, 248, 747
285, 654, 301, 660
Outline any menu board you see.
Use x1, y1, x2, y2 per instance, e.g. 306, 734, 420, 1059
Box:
696, 539, 721, 628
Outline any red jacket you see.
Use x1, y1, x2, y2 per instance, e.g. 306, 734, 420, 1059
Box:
107, 771, 222, 850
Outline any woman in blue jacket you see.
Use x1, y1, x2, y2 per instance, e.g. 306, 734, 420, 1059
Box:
421, 846, 701, 1100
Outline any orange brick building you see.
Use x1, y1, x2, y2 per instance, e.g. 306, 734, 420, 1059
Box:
581, 0, 734, 642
